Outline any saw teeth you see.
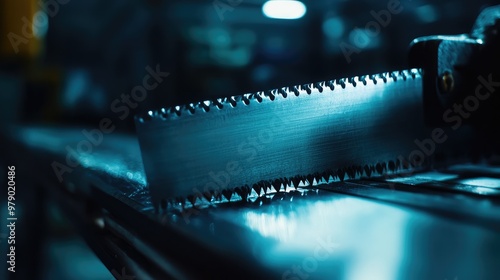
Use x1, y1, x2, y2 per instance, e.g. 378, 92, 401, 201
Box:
242, 94, 250, 105
410, 69, 419, 79
295, 176, 303, 186
258, 181, 266, 194
390, 71, 398, 81
264, 90, 275, 101
364, 165, 372, 177
243, 185, 251, 199
271, 179, 281, 192
355, 166, 363, 177
232, 95, 242, 104
348, 77, 357, 87
234, 185, 250, 201
258, 181, 266, 193
159, 158, 431, 211
345, 167, 355, 179
299, 176, 307, 187
380, 73, 388, 83
300, 84, 311, 94
335, 169, 344, 181
222, 189, 233, 201
136, 70, 426, 209
400, 70, 408, 80
282, 178, 290, 190
174, 197, 184, 208
185, 104, 195, 114
139, 70, 423, 121
203, 192, 213, 202
250, 187, 260, 198
252, 183, 261, 196
212, 98, 223, 109
375, 163, 383, 174
313, 172, 322, 183
173, 106, 181, 116
325, 80, 335, 90
381, 162, 387, 172
359, 75, 367, 85
305, 175, 312, 186
255, 92, 263, 103
388, 160, 396, 172
187, 195, 196, 206
337, 78, 346, 88
234, 187, 242, 199
214, 192, 222, 201
263, 181, 271, 193
278, 87, 287, 97
227, 97, 237, 107
313, 82, 323, 92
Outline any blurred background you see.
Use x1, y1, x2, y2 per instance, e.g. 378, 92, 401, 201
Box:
1, 0, 498, 131
0, 0, 497, 279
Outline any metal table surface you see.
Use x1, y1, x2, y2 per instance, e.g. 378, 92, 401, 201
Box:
2, 125, 500, 280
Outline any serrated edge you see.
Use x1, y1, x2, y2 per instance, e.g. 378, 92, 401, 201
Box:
159, 156, 428, 211
135, 69, 422, 123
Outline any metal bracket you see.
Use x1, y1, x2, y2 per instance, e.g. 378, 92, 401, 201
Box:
409, 5, 500, 129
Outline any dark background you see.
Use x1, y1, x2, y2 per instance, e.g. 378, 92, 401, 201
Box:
1, 0, 497, 131
0, 1, 498, 279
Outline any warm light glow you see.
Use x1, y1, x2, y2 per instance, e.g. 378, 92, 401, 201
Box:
262, 0, 307, 20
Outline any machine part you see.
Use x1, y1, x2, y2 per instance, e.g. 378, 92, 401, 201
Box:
137, 5, 500, 210
136, 69, 473, 209
409, 5, 500, 127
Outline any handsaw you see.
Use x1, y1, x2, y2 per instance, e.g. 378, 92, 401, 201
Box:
135, 5, 499, 209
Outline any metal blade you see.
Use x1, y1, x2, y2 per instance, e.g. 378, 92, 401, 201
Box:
135, 69, 453, 208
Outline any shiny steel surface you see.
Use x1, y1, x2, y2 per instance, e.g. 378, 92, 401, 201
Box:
201, 191, 500, 280
6, 126, 500, 279
137, 69, 440, 206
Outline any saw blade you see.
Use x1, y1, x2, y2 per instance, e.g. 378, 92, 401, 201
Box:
135, 69, 464, 209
